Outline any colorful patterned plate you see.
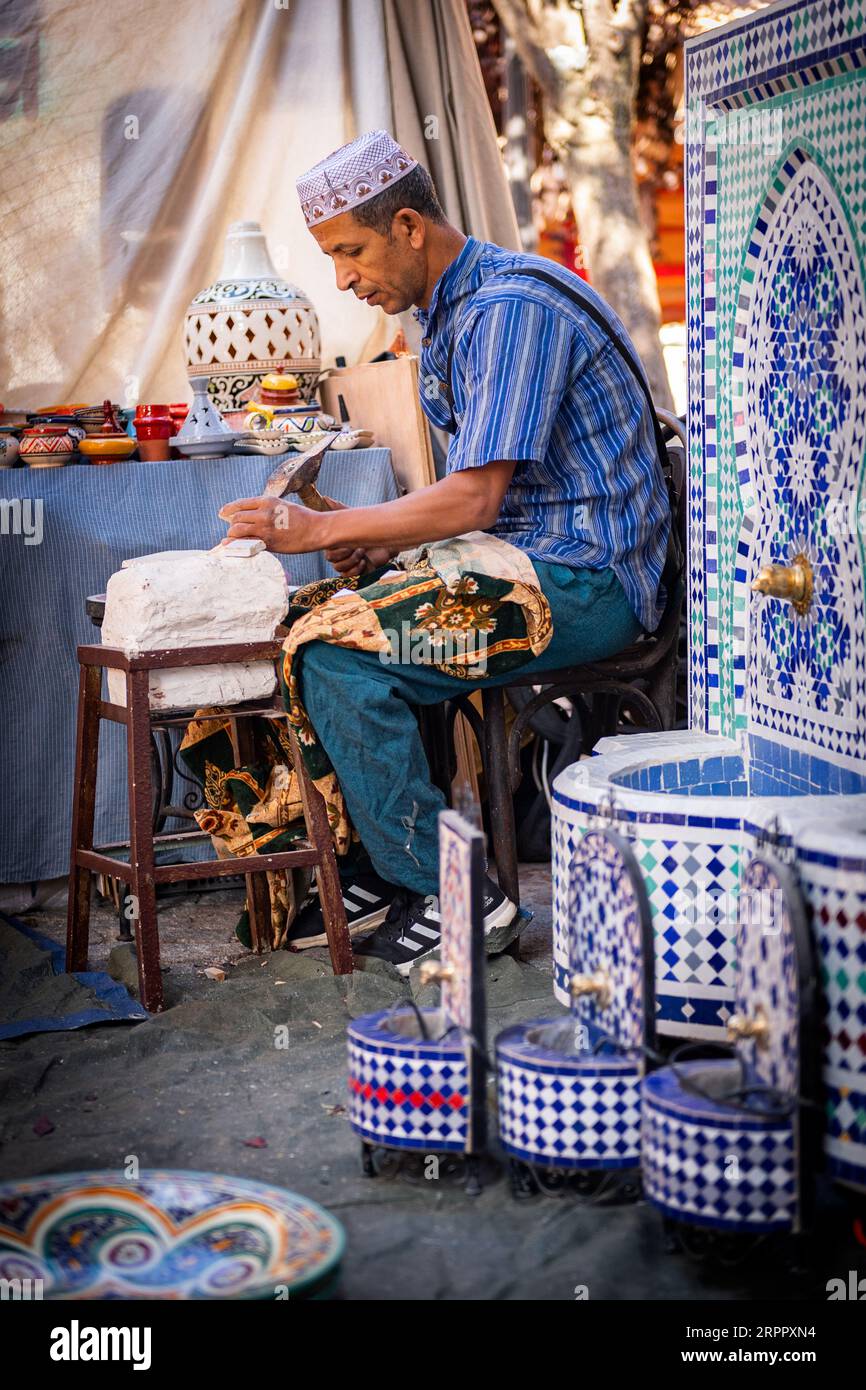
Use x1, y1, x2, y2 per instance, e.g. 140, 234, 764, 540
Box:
0, 1170, 344, 1300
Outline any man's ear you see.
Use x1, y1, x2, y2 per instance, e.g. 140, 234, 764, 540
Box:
393, 208, 426, 248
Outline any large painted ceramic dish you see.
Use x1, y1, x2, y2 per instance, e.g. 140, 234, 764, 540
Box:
0, 1170, 344, 1300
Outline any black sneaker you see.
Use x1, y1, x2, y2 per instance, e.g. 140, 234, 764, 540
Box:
353, 876, 519, 977
286, 870, 398, 949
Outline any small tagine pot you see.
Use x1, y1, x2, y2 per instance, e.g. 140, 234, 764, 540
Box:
78, 400, 137, 463
174, 375, 235, 459
184, 221, 321, 411
20, 424, 75, 469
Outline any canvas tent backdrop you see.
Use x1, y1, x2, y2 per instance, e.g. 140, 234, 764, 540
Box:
0, 0, 520, 408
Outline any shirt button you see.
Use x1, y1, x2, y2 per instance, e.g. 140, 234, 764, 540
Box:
422, 336, 431, 346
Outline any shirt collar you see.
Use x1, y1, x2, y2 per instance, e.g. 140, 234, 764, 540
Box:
414, 236, 485, 329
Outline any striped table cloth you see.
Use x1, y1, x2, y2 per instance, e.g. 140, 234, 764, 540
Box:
0, 450, 398, 882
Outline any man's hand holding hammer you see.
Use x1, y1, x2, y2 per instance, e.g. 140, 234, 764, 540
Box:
219, 493, 394, 577
220, 456, 516, 570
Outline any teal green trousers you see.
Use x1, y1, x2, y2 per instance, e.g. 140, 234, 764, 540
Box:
296, 562, 641, 895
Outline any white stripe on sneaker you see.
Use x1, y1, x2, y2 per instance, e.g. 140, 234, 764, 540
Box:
348, 885, 381, 903
395, 934, 428, 952
410, 922, 441, 940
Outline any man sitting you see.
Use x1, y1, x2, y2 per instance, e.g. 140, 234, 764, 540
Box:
222, 130, 670, 974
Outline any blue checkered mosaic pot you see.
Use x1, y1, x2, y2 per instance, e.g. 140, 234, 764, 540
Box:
346, 812, 487, 1166
642, 854, 814, 1234
641, 1064, 797, 1232
794, 821, 866, 1195
347, 1009, 471, 1153
496, 829, 653, 1172
497, 1021, 642, 1170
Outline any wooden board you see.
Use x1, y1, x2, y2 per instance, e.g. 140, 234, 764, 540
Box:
319, 356, 435, 493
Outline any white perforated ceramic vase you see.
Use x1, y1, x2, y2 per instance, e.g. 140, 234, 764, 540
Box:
184, 221, 321, 410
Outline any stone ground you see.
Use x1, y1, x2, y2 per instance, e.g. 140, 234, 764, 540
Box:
0, 865, 860, 1301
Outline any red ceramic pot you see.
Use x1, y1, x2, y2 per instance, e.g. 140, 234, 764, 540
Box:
134, 405, 173, 441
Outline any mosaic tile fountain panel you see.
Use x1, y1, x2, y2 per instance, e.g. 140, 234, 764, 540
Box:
685, 0, 866, 786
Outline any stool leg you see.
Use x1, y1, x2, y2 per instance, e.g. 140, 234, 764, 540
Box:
289, 729, 353, 975
481, 687, 520, 907
127, 670, 163, 1013
417, 704, 453, 804
229, 717, 271, 953
66, 663, 103, 973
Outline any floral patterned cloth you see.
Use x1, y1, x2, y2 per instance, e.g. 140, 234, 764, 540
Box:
180, 532, 552, 941
279, 531, 552, 853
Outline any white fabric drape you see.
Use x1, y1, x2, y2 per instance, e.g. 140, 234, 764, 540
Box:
0, 0, 520, 408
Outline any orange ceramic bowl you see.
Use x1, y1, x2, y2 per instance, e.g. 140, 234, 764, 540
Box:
79, 435, 137, 461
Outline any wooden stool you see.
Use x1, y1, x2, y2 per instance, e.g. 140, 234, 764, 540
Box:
66, 640, 353, 1013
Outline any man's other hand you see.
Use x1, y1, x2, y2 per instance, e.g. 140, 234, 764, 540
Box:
325, 543, 398, 576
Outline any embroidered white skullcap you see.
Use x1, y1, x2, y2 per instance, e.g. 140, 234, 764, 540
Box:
296, 130, 419, 228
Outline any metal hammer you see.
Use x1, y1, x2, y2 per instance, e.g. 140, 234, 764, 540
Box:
262, 431, 340, 510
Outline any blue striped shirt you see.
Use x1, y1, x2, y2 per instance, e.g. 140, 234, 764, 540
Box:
414, 237, 670, 632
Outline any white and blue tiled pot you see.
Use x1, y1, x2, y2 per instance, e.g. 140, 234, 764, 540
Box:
553, 734, 749, 1039
641, 1064, 798, 1232
642, 855, 813, 1234
497, 1022, 642, 1170
347, 1009, 471, 1154
791, 819, 866, 1195
497, 829, 652, 1177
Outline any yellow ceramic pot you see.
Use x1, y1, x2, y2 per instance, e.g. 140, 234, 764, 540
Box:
79, 435, 137, 462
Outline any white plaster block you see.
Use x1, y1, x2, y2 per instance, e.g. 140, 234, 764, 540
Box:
102, 548, 288, 711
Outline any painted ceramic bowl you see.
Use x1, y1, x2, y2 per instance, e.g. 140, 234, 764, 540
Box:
74, 404, 123, 436
233, 430, 291, 455
79, 435, 137, 461
19, 425, 75, 468
0, 1170, 345, 1300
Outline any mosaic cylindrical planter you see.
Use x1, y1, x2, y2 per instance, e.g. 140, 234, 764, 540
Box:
794, 821, 866, 1195
641, 1062, 798, 1232
497, 829, 653, 1183
497, 1020, 643, 1170
347, 1008, 470, 1153
642, 854, 815, 1234
552, 733, 747, 1039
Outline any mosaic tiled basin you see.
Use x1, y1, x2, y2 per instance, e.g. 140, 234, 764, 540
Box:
497, 1019, 642, 1170
0, 1171, 345, 1299
552, 732, 866, 1193
347, 1008, 471, 1154
642, 1061, 798, 1232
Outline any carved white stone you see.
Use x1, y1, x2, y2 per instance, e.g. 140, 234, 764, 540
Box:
102, 547, 288, 711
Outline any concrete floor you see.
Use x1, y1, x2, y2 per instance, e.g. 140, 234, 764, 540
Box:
0, 866, 861, 1300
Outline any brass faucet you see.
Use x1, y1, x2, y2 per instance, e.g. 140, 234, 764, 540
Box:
418, 960, 456, 987
569, 969, 613, 1010
726, 1004, 770, 1049
751, 553, 813, 616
